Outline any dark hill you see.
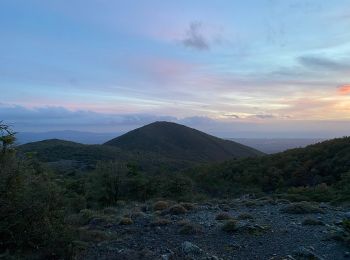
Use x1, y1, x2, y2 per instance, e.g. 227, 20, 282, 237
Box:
104, 121, 263, 161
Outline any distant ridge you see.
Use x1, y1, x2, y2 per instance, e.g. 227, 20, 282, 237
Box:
104, 121, 263, 161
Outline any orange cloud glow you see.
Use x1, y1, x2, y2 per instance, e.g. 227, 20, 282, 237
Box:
338, 85, 350, 95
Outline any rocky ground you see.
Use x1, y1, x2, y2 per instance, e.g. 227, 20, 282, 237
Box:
72, 198, 350, 260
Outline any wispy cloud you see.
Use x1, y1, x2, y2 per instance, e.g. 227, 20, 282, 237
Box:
182, 22, 210, 50
298, 56, 350, 71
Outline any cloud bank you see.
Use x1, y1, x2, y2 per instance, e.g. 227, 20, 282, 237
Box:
1, 104, 350, 138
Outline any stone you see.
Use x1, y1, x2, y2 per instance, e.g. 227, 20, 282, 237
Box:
181, 241, 202, 255
344, 212, 350, 220
293, 246, 325, 260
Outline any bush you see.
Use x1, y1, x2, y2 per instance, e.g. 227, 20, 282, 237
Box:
302, 218, 325, 226
179, 222, 203, 235
222, 219, 238, 233
78, 228, 112, 242
280, 202, 324, 214
103, 207, 119, 215
0, 152, 74, 258
237, 213, 254, 220
215, 212, 232, 220
169, 204, 187, 215
287, 184, 335, 202
119, 217, 133, 225
153, 201, 169, 211
151, 218, 171, 226
180, 202, 196, 210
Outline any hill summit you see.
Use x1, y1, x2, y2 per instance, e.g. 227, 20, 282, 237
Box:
104, 121, 263, 161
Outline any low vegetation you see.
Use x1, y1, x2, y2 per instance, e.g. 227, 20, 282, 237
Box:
1, 122, 350, 258
302, 218, 325, 226
221, 219, 238, 233
215, 212, 232, 220
280, 202, 324, 214
179, 222, 203, 235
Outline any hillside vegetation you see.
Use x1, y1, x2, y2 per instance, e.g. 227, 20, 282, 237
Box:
189, 137, 350, 202
1, 122, 350, 259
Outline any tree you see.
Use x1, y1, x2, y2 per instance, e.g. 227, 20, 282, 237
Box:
0, 121, 16, 153
86, 161, 128, 207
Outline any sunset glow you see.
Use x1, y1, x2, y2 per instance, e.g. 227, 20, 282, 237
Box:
1, 1, 350, 137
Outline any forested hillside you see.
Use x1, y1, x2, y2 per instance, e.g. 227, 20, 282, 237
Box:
189, 137, 350, 201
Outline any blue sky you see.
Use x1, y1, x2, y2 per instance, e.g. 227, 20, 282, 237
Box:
1, 0, 350, 137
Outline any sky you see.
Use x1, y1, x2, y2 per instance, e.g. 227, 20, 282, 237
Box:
1, 0, 350, 137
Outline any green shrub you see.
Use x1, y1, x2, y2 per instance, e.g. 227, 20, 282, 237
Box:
215, 212, 232, 220
280, 202, 324, 214
151, 218, 171, 226
0, 152, 74, 258
287, 184, 335, 202
237, 213, 254, 220
180, 202, 196, 210
78, 228, 112, 242
119, 217, 133, 225
179, 222, 203, 235
222, 219, 238, 233
169, 204, 187, 215
153, 201, 169, 211
302, 218, 325, 226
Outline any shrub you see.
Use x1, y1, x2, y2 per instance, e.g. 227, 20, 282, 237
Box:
119, 217, 133, 225
169, 204, 187, 215
153, 201, 169, 211
222, 219, 238, 233
151, 218, 171, 226
237, 213, 254, 220
242, 200, 258, 207
343, 219, 350, 232
103, 207, 119, 215
215, 212, 232, 220
302, 218, 325, 226
219, 204, 231, 211
280, 202, 324, 214
79, 228, 111, 242
287, 184, 335, 202
276, 199, 291, 204
179, 222, 203, 235
0, 152, 74, 258
180, 202, 196, 210
131, 210, 146, 219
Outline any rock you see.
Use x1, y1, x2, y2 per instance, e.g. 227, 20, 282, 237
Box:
293, 246, 325, 260
161, 251, 175, 260
181, 241, 202, 255
344, 212, 350, 220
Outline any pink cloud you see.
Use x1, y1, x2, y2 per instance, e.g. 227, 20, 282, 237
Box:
126, 56, 198, 85
338, 85, 350, 95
